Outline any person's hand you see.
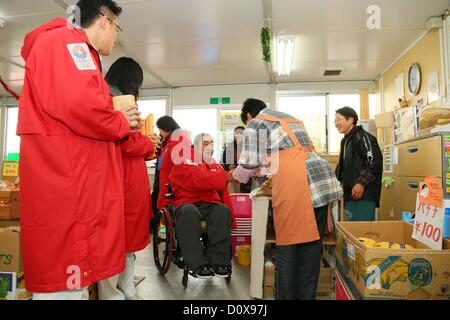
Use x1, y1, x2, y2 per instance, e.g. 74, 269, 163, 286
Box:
120, 105, 141, 128
227, 169, 236, 182
149, 133, 161, 149
228, 165, 237, 171
351, 183, 365, 200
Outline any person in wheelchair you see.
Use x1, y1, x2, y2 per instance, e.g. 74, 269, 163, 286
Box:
170, 133, 236, 279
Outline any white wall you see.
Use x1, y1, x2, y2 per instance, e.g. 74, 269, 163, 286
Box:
167, 81, 375, 110
277, 81, 376, 95
172, 83, 271, 107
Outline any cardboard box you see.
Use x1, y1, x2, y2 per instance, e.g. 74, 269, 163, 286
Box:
336, 269, 355, 300
316, 287, 332, 300
318, 267, 333, 288
263, 264, 275, 299
0, 272, 31, 300
262, 264, 335, 300
336, 221, 450, 300
0, 219, 20, 229
0, 227, 22, 273
263, 285, 274, 299
0, 191, 20, 220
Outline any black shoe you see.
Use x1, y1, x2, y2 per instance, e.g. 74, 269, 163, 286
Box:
213, 265, 231, 278
194, 265, 214, 279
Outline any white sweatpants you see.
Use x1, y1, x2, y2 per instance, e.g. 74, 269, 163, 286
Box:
33, 287, 89, 300
118, 253, 137, 298
97, 253, 136, 300
97, 274, 126, 300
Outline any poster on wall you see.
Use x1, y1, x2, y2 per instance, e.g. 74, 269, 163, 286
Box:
427, 70, 440, 104
221, 111, 242, 131
220, 111, 243, 145
393, 106, 417, 143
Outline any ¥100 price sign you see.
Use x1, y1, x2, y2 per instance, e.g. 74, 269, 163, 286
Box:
412, 177, 445, 249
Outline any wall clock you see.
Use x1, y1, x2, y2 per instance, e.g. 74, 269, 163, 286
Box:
408, 63, 421, 95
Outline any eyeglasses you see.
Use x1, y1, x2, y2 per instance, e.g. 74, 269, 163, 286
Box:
334, 118, 346, 124
98, 12, 123, 32
202, 141, 214, 146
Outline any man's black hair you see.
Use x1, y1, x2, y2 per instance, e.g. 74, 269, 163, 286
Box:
240, 98, 267, 124
156, 116, 180, 133
76, 0, 122, 28
336, 106, 359, 125
105, 57, 143, 100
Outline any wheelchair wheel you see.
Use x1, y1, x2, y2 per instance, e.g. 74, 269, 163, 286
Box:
152, 208, 174, 275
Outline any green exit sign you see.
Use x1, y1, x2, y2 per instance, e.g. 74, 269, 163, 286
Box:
210, 97, 231, 105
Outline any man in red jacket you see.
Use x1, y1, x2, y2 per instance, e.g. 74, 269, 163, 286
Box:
18, 0, 139, 300
170, 134, 236, 279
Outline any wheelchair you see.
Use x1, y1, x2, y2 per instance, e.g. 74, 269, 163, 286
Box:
152, 184, 232, 288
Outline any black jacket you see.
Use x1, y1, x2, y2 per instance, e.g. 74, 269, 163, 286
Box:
336, 126, 383, 207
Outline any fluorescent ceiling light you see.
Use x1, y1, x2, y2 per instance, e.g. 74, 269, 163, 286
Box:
276, 35, 295, 76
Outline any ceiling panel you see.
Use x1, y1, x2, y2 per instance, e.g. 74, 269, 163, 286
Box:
0, 60, 24, 81
116, 0, 262, 46
0, 11, 66, 57
121, 36, 264, 69
279, 59, 389, 83
272, 0, 450, 33
0, 0, 449, 93
154, 64, 269, 87
0, 0, 62, 18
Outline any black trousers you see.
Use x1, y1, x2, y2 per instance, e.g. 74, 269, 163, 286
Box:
275, 205, 328, 300
175, 202, 232, 270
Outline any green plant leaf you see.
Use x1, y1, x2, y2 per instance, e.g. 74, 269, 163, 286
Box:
261, 27, 271, 63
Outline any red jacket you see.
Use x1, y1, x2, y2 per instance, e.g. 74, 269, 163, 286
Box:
18, 19, 131, 293
121, 133, 155, 253
157, 131, 191, 209
170, 152, 237, 229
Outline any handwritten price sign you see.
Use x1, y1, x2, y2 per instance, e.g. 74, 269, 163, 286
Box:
412, 177, 444, 249
2, 162, 19, 177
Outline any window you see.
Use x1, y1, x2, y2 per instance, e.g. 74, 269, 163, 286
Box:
172, 108, 220, 159
277, 95, 327, 153
277, 93, 364, 154
137, 98, 167, 134
5, 106, 20, 160
369, 93, 379, 117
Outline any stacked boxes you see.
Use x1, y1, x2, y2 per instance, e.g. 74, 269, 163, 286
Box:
0, 227, 31, 300
0, 161, 20, 221
230, 194, 252, 256
262, 263, 334, 300
316, 266, 334, 300
263, 263, 275, 299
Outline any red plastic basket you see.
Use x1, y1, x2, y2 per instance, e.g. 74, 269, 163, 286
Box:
230, 194, 252, 218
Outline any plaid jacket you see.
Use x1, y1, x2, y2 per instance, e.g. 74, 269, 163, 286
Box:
239, 109, 343, 208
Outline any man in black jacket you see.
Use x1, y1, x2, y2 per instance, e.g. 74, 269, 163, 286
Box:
335, 107, 383, 221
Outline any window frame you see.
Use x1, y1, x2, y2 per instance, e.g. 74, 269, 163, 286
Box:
276, 92, 373, 154
276, 93, 330, 154
1, 104, 19, 162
